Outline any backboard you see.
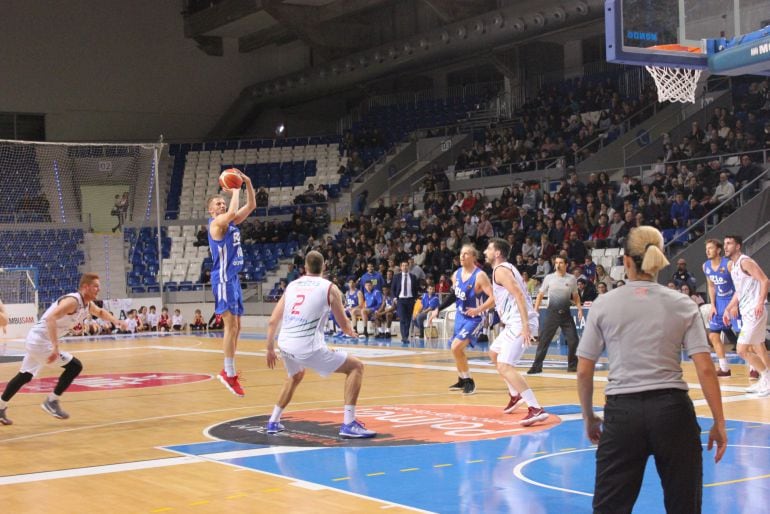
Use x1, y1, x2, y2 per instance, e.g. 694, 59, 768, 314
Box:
606, 0, 770, 74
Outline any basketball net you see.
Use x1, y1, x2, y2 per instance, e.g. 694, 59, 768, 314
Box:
644, 44, 704, 104
645, 66, 703, 103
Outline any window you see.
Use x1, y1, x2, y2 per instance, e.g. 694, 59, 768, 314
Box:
0, 112, 46, 141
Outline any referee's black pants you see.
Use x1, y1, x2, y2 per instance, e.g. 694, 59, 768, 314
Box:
593, 389, 703, 514
531, 308, 579, 370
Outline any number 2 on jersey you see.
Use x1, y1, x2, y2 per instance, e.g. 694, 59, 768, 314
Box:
290, 294, 306, 315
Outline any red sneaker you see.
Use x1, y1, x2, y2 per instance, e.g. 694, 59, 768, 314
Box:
520, 407, 549, 427
503, 394, 524, 414
750, 369, 760, 380
716, 368, 732, 377
218, 369, 245, 397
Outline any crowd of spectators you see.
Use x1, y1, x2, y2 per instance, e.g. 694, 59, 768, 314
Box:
266, 79, 769, 310
451, 77, 659, 175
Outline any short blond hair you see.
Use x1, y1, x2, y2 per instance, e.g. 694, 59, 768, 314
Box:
79, 273, 100, 288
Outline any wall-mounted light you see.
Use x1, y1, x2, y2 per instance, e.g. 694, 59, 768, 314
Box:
359, 56, 369, 67
474, 21, 485, 34
441, 31, 450, 44
388, 47, 398, 59
419, 38, 430, 50
575, 2, 589, 15
345, 60, 355, 71
531, 12, 545, 26
511, 18, 526, 32
551, 7, 566, 22
457, 26, 467, 38
373, 51, 384, 62
493, 13, 504, 27
403, 43, 413, 54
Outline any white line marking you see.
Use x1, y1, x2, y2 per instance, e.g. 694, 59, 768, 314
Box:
290, 481, 327, 491
0, 456, 199, 485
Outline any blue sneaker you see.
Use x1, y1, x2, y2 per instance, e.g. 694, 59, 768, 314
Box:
266, 421, 285, 434
339, 419, 376, 439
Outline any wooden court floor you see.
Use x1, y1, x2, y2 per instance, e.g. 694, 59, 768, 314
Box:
0, 331, 768, 513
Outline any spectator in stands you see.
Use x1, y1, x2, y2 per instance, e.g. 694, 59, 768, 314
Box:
735, 154, 762, 199
577, 277, 598, 303
711, 172, 736, 219
256, 187, 269, 208
586, 214, 610, 248
194, 225, 208, 247
671, 258, 697, 291
669, 192, 690, 228
583, 255, 597, 283
567, 231, 587, 263
680, 284, 704, 306
595, 264, 614, 291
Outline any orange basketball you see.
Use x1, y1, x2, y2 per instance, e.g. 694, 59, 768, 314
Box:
219, 168, 243, 190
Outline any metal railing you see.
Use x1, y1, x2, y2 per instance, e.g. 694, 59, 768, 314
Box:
663, 167, 770, 254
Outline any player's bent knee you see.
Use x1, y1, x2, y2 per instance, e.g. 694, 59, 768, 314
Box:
64, 357, 83, 375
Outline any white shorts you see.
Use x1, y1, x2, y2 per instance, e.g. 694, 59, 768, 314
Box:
490, 324, 536, 366
737, 310, 768, 346
279, 346, 348, 377
21, 346, 74, 377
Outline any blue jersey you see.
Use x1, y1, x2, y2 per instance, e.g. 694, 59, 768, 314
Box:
345, 289, 360, 309
208, 219, 244, 285
454, 267, 485, 319
420, 292, 439, 311
703, 257, 735, 299
359, 272, 385, 291
364, 289, 383, 310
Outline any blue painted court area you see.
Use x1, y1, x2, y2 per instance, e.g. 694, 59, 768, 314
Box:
165, 409, 770, 513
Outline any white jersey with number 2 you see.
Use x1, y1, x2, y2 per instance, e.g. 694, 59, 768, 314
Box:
278, 275, 333, 356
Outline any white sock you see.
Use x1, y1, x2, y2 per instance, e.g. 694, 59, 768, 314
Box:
506, 381, 518, 396
0, 399, 7, 409
521, 389, 540, 409
718, 358, 729, 371
269, 405, 283, 423
343, 405, 355, 424
459, 371, 470, 379
224, 358, 235, 377
48, 393, 61, 402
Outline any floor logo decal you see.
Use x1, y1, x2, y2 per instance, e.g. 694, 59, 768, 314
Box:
4, 372, 212, 393
208, 404, 561, 447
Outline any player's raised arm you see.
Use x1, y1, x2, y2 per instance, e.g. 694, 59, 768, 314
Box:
232, 171, 256, 225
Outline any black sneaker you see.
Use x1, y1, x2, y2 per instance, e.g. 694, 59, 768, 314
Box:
526, 367, 542, 375
462, 378, 476, 395
449, 377, 465, 391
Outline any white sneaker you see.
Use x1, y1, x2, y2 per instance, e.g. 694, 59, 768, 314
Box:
747, 376, 769, 394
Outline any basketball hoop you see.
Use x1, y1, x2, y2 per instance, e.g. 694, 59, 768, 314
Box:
645, 44, 704, 104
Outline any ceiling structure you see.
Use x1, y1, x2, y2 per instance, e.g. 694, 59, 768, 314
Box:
182, 0, 606, 136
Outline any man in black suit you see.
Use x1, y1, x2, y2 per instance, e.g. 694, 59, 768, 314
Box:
391, 260, 418, 345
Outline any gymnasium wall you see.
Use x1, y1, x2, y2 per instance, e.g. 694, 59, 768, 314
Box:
0, 1, 309, 142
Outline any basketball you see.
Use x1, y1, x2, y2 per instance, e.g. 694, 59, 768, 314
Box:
219, 168, 243, 190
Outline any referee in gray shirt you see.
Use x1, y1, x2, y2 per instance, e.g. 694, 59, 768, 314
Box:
528, 256, 583, 374
576, 226, 726, 514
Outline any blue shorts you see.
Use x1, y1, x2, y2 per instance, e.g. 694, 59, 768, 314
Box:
708, 296, 740, 333
453, 312, 483, 345
212, 280, 244, 316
